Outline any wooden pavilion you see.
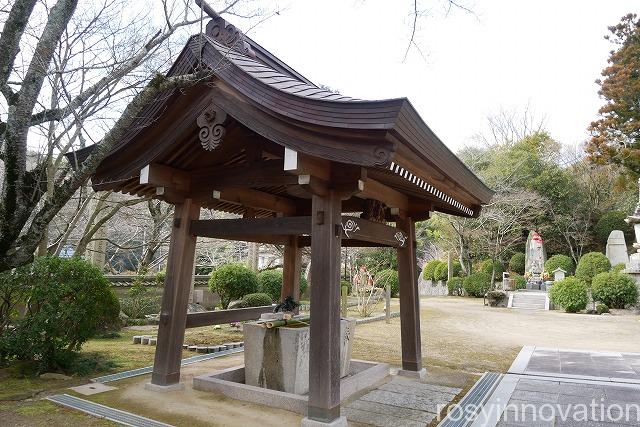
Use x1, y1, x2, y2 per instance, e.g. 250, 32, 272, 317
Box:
72, 4, 492, 426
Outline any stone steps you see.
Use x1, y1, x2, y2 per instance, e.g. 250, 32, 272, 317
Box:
509, 292, 548, 310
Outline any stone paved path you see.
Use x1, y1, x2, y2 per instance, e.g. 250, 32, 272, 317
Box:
478, 347, 640, 427
344, 376, 461, 426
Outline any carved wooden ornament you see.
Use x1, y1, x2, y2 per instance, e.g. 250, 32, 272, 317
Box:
197, 103, 227, 151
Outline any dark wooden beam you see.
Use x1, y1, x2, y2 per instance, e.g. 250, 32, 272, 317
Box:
151, 199, 200, 387
284, 148, 331, 181
338, 217, 407, 248
185, 306, 273, 328
307, 190, 343, 423
191, 217, 311, 238
211, 188, 298, 215
192, 160, 298, 188
140, 163, 191, 192
396, 216, 424, 376
281, 236, 301, 307
298, 237, 388, 247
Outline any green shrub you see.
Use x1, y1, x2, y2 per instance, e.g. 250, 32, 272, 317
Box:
422, 260, 442, 280
478, 259, 504, 277
596, 303, 610, 315
433, 262, 448, 282
511, 273, 527, 290
447, 277, 464, 296
241, 293, 273, 307
451, 260, 463, 277
549, 277, 588, 313
208, 263, 259, 308
155, 269, 166, 286
340, 280, 351, 295
545, 254, 575, 276
463, 272, 491, 297
509, 253, 526, 275
575, 252, 611, 286
375, 269, 399, 297
258, 269, 283, 302
591, 272, 639, 309
0, 257, 120, 371
594, 211, 631, 244
612, 263, 626, 273
120, 295, 161, 319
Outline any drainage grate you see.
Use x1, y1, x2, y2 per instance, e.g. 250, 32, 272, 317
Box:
47, 394, 173, 427
437, 372, 502, 427
92, 347, 243, 383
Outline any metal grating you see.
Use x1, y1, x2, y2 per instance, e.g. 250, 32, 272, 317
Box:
92, 347, 243, 383
438, 372, 502, 427
47, 394, 173, 427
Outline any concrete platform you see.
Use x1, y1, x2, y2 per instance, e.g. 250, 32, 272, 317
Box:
193, 359, 389, 414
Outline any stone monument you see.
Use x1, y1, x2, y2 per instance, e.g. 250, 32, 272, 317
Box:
606, 230, 629, 267
525, 230, 546, 289
552, 268, 566, 282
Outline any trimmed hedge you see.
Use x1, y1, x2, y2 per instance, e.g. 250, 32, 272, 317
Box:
258, 269, 283, 302
242, 293, 273, 307
463, 272, 491, 297
375, 269, 399, 297
447, 277, 464, 296
208, 263, 259, 308
433, 262, 448, 281
575, 252, 611, 286
422, 260, 443, 280
478, 259, 504, 277
511, 273, 527, 290
596, 303, 610, 315
591, 272, 638, 309
509, 253, 526, 275
545, 254, 575, 276
549, 277, 588, 313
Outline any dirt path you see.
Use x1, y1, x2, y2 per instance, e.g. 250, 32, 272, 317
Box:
353, 297, 640, 374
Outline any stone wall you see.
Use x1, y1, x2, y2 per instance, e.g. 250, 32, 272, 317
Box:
418, 278, 448, 296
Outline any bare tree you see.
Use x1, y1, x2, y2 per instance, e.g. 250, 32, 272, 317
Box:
0, 0, 268, 272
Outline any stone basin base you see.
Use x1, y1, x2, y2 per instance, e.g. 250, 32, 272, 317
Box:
193, 360, 389, 415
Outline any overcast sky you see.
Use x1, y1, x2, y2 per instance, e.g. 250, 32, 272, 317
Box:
247, 0, 638, 151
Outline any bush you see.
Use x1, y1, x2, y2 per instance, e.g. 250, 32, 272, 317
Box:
433, 262, 448, 282
0, 257, 120, 371
375, 269, 399, 297
591, 272, 639, 309
340, 280, 351, 295
241, 293, 273, 307
300, 275, 309, 297
208, 263, 259, 308
594, 211, 631, 244
612, 263, 626, 273
258, 270, 283, 302
422, 260, 442, 280
511, 273, 527, 290
463, 272, 491, 297
509, 253, 526, 275
478, 259, 504, 277
447, 277, 464, 296
575, 252, 611, 286
549, 277, 588, 313
596, 303, 610, 315
155, 269, 166, 286
451, 260, 463, 277
120, 295, 161, 319
545, 254, 575, 276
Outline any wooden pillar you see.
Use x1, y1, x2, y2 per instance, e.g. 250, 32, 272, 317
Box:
150, 199, 200, 387
281, 236, 301, 303
396, 215, 424, 377
306, 191, 344, 425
